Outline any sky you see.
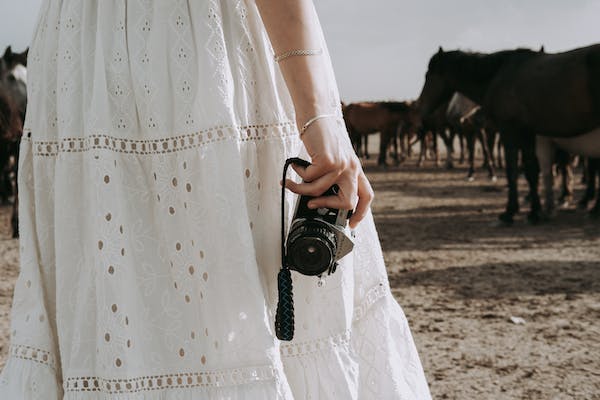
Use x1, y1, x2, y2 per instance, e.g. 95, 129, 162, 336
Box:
1, 0, 599, 102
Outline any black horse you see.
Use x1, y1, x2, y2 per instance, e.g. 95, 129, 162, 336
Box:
418, 45, 600, 224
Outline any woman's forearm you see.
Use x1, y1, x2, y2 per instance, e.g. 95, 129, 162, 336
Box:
254, 0, 338, 128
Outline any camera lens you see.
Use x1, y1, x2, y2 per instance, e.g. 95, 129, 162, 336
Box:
286, 220, 337, 276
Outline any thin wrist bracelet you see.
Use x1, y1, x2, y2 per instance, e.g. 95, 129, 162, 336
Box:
274, 48, 323, 63
299, 113, 337, 137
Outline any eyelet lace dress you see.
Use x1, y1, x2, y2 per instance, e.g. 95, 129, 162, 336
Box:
0, 0, 432, 399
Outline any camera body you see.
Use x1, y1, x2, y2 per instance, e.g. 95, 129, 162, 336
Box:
284, 170, 355, 276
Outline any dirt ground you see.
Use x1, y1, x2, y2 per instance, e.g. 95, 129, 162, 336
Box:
0, 141, 599, 399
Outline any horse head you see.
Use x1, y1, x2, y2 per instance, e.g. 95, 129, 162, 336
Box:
417, 47, 458, 118
1, 46, 29, 80
2, 46, 28, 68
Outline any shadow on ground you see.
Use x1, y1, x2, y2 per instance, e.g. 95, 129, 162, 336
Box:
390, 260, 600, 299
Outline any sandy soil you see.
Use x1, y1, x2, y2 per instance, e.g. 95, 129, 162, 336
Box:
0, 143, 599, 399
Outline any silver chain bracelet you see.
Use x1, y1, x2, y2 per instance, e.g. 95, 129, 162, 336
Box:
274, 48, 323, 63
299, 113, 338, 137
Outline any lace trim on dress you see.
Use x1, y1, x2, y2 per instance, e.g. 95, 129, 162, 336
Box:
279, 330, 351, 358
8, 344, 57, 370
22, 120, 298, 157
353, 281, 388, 322
62, 365, 276, 394
279, 280, 389, 358
6, 281, 391, 394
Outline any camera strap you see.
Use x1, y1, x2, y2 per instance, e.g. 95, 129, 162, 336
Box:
275, 157, 308, 341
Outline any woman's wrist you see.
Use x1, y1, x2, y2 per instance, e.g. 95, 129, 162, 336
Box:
295, 100, 339, 130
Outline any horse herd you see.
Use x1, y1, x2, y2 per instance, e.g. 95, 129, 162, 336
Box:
0, 43, 599, 239
344, 43, 600, 225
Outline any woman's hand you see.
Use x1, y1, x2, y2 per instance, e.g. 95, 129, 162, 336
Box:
283, 116, 374, 229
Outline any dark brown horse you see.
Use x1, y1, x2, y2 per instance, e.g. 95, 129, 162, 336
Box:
0, 84, 22, 237
1, 46, 28, 238
343, 101, 419, 166
419, 45, 600, 224
1, 46, 28, 122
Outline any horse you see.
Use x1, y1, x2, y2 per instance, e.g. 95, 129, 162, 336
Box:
0, 81, 23, 205
418, 45, 600, 224
343, 101, 419, 166
446, 93, 496, 180
1, 45, 28, 238
417, 101, 447, 167
1, 46, 28, 122
395, 100, 421, 163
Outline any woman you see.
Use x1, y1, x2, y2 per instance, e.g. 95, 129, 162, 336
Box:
0, 0, 431, 398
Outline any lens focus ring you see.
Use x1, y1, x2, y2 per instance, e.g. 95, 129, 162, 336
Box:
285, 220, 337, 276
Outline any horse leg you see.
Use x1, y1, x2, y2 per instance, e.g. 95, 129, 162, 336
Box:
479, 128, 497, 181
499, 135, 520, 224
433, 131, 440, 167
399, 130, 408, 163
377, 131, 388, 167
536, 135, 556, 218
392, 125, 400, 165
578, 157, 595, 209
405, 132, 413, 160
496, 135, 504, 169
11, 143, 19, 238
0, 147, 9, 205
417, 130, 426, 167
443, 129, 455, 169
364, 134, 370, 160
523, 135, 543, 224
356, 133, 363, 158
349, 129, 361, 158
486, 131, 497, 169
11, 182, 18, 238
466, 130, 476, 181
557, 151, 574, 207
459, 132, 466, 164
0, 168, 9, 205
587, 158, 600, 218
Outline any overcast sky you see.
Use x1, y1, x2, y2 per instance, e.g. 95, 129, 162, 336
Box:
1, 0, 599, 102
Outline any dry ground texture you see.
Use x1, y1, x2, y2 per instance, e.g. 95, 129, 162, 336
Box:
0, 139, 599, 399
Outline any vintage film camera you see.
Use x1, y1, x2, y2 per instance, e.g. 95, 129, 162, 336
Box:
276, 157, 355, 341
284, 175, 354, 276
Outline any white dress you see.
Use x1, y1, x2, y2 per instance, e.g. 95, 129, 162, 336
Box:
0, 0, 432, 399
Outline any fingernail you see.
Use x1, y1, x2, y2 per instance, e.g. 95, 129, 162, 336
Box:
308, 201, 316, 209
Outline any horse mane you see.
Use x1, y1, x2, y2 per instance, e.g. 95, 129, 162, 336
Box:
377, 101, 411, 112
430, 48, 539, 82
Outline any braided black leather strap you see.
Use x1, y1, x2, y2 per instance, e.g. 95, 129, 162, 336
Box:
275, 268, 294, 341
275, 158, 308, 341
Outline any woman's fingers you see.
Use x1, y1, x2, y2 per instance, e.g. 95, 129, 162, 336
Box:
282, 149, 373, 229
305, 179, 358, 211
291, 160, 337, 183
349, 171, 374, 229
284, 171, 339, 198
